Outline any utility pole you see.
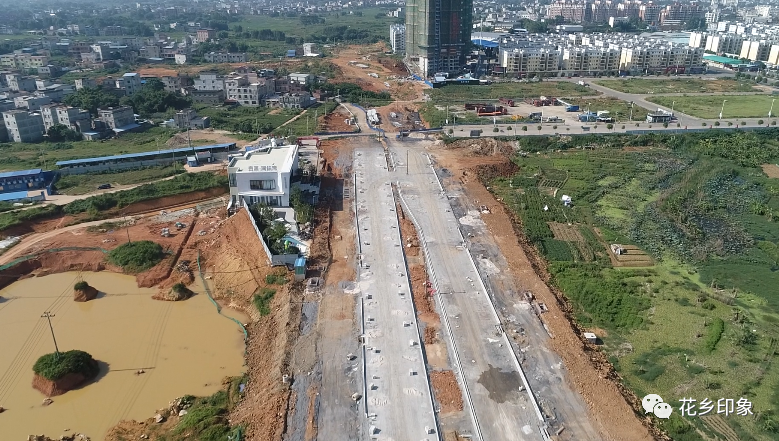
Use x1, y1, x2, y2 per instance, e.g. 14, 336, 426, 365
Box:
123, 210, 131, 244
41, 312, 60, 359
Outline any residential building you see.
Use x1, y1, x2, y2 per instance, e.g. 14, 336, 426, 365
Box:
197, 29, 216, 43
7, 75, 37, 92
406, 0, 473, 75
740, 40, 771, 61
0, 53, 49, 69
546, 1, 590, 23
161, 75, 191, 93
173, 108, 210, 129
14, 96, 52, 111
228, 143, 299, 207
194, 72, 225, 91
117, 72, 142, 96
55, 106, 91, 131
501, 48, 563, 76
639, 3, 664, 24
278, 92, 316, 109
98, 106, 135, 130
390, 24, 406, 54
204, 52, 248, 63
225, 76, 264, 106
288, 73, 314, 87
174, 54, 188, 65
2, 110, 45, 142
75, 78, 97, 90
190, 89, 225, 105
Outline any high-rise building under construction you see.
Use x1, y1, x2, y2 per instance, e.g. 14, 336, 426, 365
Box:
405, 0, 473, 76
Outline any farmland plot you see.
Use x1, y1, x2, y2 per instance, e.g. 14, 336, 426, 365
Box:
486, 129, 779, 441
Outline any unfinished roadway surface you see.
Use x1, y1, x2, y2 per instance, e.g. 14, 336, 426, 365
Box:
374, 136, 603, 441
353, 147, 440, 440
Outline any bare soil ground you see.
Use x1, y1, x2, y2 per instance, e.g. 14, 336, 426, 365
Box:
762, 163, 779, 178
329, 44, 426, 101
166, 129, 246, 148
429, 140, 656, 441
323, 106, 357, 133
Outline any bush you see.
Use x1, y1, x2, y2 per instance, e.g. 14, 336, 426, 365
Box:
253, 287, 276, 316
74, 281, 89, 290
33, 350, 98, 381
107, 240, 164, 272
704, 318, 725, 352
265, 273, 287, 285
493, 127, 499, 133
172, 282, 190, 295
758, 119, 764, 125
522, 126, 527, 131
727, 122, 733, 126
714, 121, 720, 126
702, 122, 708, 126
773, 120, 777, 126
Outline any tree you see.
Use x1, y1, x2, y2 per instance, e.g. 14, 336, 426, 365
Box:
47, 124, 81, 142
121, 78, 191, 117
63, 86, 119, 117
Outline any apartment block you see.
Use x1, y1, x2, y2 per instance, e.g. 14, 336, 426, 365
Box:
116, 73, 142, 96
2, 110, 45, 143
194, 72, 225, 91
390, 24, 406, 54
98, 106, 135, 130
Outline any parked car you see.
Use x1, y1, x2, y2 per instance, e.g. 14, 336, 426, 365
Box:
97, 183, 112, 190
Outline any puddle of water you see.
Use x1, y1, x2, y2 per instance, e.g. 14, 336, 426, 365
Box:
477, 364, 522, 404
0, 272, 245, 440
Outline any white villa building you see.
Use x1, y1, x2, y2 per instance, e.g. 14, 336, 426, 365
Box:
227, 140, 298, 208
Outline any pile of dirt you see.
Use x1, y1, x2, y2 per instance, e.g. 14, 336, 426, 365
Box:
322, 107, 356, 133
73, 284, 98, 302
153, 283, 194, 301
446, 138, 517, 157
430, 370, 464, 414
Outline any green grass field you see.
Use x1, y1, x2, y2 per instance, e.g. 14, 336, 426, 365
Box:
427, 81, 595, 105
54, 166, 184, 195
647, 95, 778, 119
0, 127, 178, 172
595, 78, 758, 94
567, 97, 650, 122
487, 131, 779, 441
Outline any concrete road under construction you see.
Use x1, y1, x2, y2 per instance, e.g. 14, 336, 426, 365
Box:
353, 147, 440, 441
348, 136, 602, 441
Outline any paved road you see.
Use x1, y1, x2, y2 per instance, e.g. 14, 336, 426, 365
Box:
354, 146, 440, 441
390, 139, 559, 441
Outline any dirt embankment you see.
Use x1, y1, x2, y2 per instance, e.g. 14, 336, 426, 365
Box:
199, 208, 301, 441
468, 160, 661, 441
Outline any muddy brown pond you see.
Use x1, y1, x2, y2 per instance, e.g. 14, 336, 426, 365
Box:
0, 271, 245, 440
